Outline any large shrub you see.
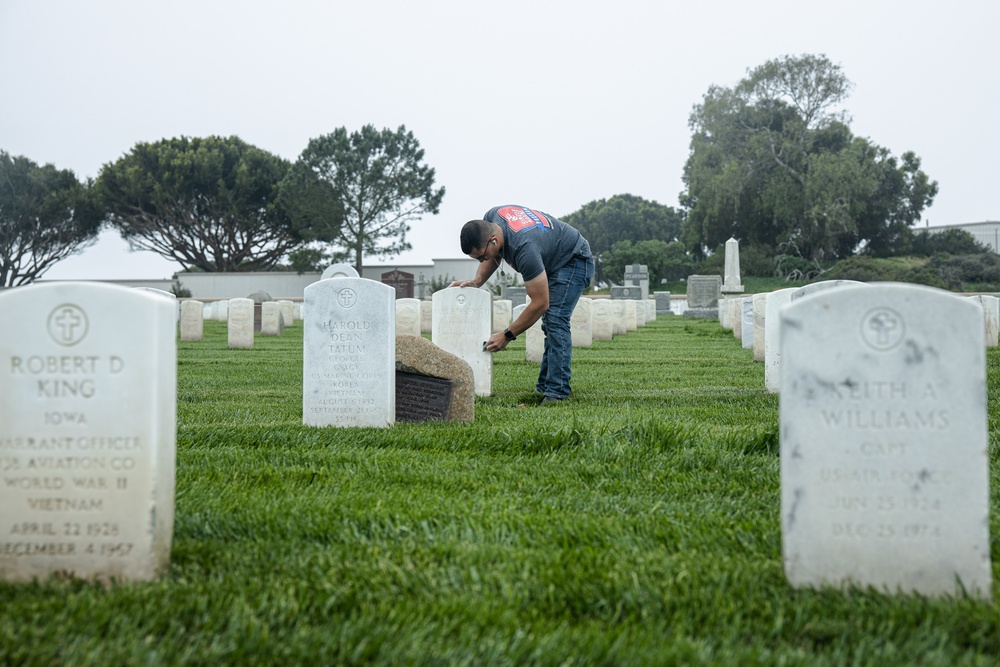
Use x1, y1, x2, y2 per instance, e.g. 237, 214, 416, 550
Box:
819, 253, 1000, 291
822, 256, 903, 282
928, 253, 1000, 289
739, 245, 777, 277
911, 228, 991, 256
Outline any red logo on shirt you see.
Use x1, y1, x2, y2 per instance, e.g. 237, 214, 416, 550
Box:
497, 206, 551, 233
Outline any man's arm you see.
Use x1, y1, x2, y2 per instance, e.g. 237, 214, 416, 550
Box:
484, 271, 548, 352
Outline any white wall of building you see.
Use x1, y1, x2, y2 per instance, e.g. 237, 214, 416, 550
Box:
925, 221, 1000, 253
175, 271, 320, 299
171, 258, 508, 299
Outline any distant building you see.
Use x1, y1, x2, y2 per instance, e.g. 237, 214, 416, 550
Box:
169, 259, 484, 300
924, 221, 1000, 253
34, 257, 522, 299
85, 258, 514, 300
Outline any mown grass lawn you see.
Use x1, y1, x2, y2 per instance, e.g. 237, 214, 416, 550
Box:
3, 315, 1000, 666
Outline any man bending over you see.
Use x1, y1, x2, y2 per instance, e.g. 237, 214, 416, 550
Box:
452, 205, 593, 404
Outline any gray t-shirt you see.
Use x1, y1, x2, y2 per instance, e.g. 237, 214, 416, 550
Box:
484, 205, 591, 282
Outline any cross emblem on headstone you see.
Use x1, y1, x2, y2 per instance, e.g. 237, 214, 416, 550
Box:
337, 289, 357, 308
867, 312, 899, 345
48, 304, 88, 346
55, 308, 82, 342
861, 307, 904, 351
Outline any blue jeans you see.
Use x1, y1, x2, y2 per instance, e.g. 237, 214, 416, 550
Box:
537, 256, 594, 399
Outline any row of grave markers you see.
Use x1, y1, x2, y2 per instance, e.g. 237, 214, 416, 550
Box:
172, 264, 666, 427
0, 273, 662, 582
180, 286, 661, 364
180, 299, 301, 345
710, 280, 993, 599
394, 294, 658, 339
304, 277, 661, 425
5, 274, 991, 601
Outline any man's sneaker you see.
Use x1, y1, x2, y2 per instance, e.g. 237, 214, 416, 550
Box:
540, 395, 563, 405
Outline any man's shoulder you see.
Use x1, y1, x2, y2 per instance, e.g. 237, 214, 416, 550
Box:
489, 206, 556, 234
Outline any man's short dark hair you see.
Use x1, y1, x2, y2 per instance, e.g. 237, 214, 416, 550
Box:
460, 220, 492, 255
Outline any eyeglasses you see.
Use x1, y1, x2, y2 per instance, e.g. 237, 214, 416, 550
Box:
474, 237, 494, 262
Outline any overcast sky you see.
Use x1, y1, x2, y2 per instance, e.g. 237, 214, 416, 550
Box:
2, 0, 997, 280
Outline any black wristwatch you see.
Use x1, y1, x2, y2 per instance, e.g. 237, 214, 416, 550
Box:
503, 328, 517, 341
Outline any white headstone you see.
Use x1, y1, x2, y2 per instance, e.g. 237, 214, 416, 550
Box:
752, 293, 767, 362
966, 295, 999, 347
227, 298, 254, 349
623, 300, 638, 332
722, 237, 744, 293
260, 301, 284, 336
729, 297, 742, 340
419, 300, 433, 334
764, 288, 796, 392
0, 283, 176, 582
591, 299, 613, 341
571, 298, 593, 347
790, 280, 865, 302
741, 297, 754, 350
320, 263, 360, 280
492, 299, 513, 334
214, 300, 228, 322
780, 283, 991, 598
634, 298, 647, 326
721, 299, 732, 334
276, 300, 295, 327
136, 287, 178, 322
525, 317, 544, 363
775, 280, 873, 373
611, 300, 626, 336
432, 288, 493, 396
395, 298, 421, 337
179, 300, 204, 342
302, 278, 395, 428
134, 287, 175, 300
718, 297, 731, 330
646, 299, 657, 322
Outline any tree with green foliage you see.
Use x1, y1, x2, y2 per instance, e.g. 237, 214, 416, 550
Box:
601, 239, 694, 286
0, 151, 102, 287
288, 125, 445, 274
911, 227, 991, 256
562, 194, 683, 256
681, 54, 937, 264
97, 136, 305, 272
275, 153, 345, 273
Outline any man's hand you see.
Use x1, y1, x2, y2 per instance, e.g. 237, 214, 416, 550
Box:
483, 331, 510, 352
448, 279, 479, 288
